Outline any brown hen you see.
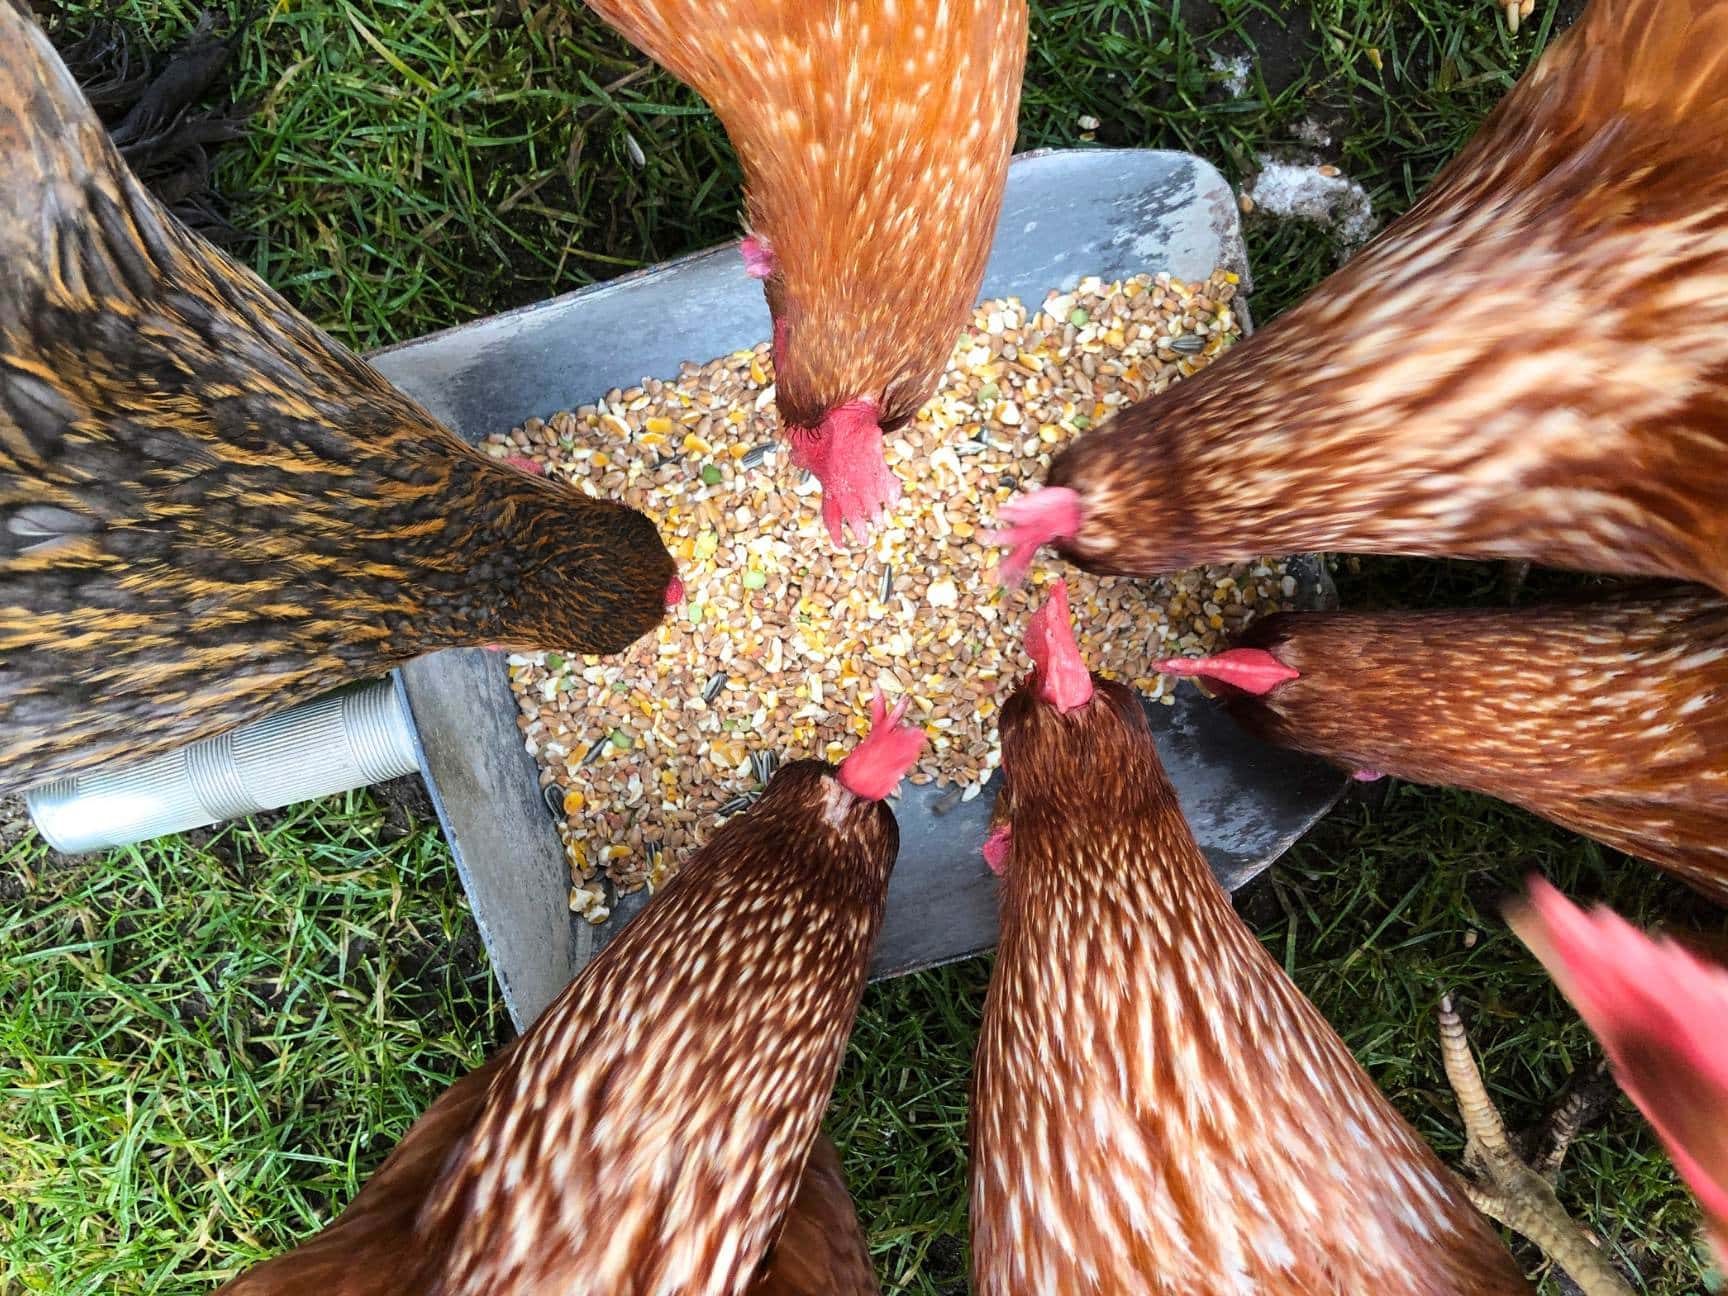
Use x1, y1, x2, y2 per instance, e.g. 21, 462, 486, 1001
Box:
582, 0, 1028, 544
990, 0, 1728, 591
218, 699, 922, 1295
747, 1132, 879, 1296
218, 1040, 871, 1296
0, 1, 675, 797
971, 581, 1535, 1294
1160, 585, 1728, 901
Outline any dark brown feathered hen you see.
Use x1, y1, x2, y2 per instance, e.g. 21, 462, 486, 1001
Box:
991, 0, 1728, 591
219, 701, 922, 1296
971, 582, 1530, 1294
582, 0, 1028, 543
0, 2, 674, 797
1160, 585, 1728, 901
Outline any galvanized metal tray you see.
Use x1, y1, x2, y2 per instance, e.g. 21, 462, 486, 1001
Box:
371, 149, 1345, 1029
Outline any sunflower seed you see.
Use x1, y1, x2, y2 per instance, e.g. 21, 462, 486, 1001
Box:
931, 786, 966, 816
703, 671, 727, 703
750, 749, 774, 786
742, 443, 777, 469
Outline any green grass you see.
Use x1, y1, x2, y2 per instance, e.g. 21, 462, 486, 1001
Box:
2, 0, 1722, 1292
0, 794, 504, 1292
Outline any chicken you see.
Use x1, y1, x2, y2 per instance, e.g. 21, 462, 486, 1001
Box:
218, 696, 922, 1295
1505, 877, 1728, 1271
0, 1, 676, 798
582, 0, 1028, 545
1437, 1000, 1638, 1296
989, 0, 1728, 593
970, 579, 1541, 1293
220, 1041, 871, 1296
1155, 585, 1728, 901
747, 1132, 879, 1296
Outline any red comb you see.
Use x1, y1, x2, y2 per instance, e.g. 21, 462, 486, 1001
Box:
1155, 648, 1299, 695
982, 824, 1012, 876
1026, 580, 1093, 713
503, 455, 544, 476
1510, 877, 1728, 1259
665, 574, 685, 608
983, 487, 1082, 588
740, 234, 775, 279
837, 692, 927, 801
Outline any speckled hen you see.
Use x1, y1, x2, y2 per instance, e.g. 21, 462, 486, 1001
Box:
582, 0, 1028, 544
990, 0, 1728, 591
0, 1, 675, 797
971, 580, 1532, 1294
218, 699, 920, 1295
1160, 585, 1728, 901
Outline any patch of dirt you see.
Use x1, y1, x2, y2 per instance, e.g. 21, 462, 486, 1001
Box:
1182, 0, 1319, 98
0, 796, 32, 856
372, 774, 435, 837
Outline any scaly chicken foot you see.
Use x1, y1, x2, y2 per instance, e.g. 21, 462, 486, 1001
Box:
1528, 1059, 1616, 1182
1437, 996, 1634, 1296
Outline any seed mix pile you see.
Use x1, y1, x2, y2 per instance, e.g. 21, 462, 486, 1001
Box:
484, 270, 1296, 916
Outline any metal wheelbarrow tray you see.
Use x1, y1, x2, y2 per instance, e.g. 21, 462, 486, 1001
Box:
366, 148, 1343, 1029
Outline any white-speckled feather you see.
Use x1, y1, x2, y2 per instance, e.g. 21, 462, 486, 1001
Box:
972, 678, 1530, 1294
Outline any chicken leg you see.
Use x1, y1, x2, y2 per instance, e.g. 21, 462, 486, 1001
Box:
1437, 996, 1635, 1296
